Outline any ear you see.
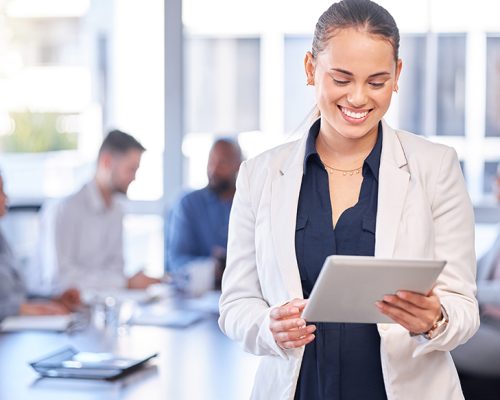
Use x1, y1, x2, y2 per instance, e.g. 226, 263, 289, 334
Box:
99, 151, 113, 170
304, 51, 316, 86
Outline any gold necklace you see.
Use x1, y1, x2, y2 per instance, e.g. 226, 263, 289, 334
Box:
321, 160, 363, 176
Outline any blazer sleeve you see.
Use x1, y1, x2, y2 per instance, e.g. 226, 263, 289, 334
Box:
218, 161, 288, 358
413, 147, 480, 355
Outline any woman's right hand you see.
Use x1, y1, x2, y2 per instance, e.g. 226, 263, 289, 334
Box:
270, 298, 316, 349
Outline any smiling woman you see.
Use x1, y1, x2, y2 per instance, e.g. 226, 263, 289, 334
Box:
218, 1, 479, 399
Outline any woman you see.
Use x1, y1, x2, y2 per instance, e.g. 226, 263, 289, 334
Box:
219, 1, 479, 399
0, 171, 80, 320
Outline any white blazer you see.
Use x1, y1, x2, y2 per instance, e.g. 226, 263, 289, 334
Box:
219, 120, 479, 400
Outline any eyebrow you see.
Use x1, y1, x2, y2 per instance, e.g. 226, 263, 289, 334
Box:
330, 68, 391, 78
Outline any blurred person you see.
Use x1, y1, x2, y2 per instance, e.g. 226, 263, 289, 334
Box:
28, 130, 160, 296
495, 163, 500, 203
0, 170, 80, 321
451, 231, 500, 376
219, 1, 478, 399
452, 166, 500, 377
166, 138, 243, 290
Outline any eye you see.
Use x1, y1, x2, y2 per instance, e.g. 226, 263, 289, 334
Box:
369, 82, 385, 88
333, 78, 349, 86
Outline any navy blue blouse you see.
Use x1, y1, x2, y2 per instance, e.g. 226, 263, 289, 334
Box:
294, 119, 387, 400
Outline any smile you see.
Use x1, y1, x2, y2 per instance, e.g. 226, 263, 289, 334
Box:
339, 106, 370, 119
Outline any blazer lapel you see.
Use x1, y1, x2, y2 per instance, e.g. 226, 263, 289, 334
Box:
270, 137, 307, 299
375, 120, 410, 258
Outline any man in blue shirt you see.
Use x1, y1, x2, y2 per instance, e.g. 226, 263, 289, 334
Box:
166, 138, 243, 290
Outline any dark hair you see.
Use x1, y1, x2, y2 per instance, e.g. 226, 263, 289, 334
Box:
312, 0, 400, 61
98, 129, 145, 159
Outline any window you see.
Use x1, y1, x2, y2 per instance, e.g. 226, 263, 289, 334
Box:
184, 37, 260, 134
183, 36, 260, 188
398, 34, 426, 135
0, 0, 164, 201
398, 33, 466, 136
284, 35, 315, 134
436, 35, 466, 136
486, 36, 500, 137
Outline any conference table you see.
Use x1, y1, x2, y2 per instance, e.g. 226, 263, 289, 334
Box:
0, 296, 259, 400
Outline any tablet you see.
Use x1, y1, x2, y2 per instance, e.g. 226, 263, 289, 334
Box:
301, 255, 446, 323
30, 347, 158, 380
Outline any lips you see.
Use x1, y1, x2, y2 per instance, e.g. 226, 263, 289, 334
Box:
338, 106, 372, 123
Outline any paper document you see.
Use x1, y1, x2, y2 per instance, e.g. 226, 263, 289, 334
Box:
0, 315, 73, 332
82, 284, 173, 306
128, 308, 204, 328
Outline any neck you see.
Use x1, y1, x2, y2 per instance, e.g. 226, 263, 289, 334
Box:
218, 188, 236, 201
316, 121, 378, 169
94, 176, 113, 208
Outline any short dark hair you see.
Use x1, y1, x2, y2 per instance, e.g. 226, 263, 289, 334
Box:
312, 0, 400, 61
98, 129, 145, 159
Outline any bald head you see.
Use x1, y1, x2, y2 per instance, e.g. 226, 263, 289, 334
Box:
207, 139, 243, 198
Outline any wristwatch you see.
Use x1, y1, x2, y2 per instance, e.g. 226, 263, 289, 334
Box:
422, 306, 449, 340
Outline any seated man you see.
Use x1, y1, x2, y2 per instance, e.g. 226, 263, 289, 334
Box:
28, 130, 159, 296
0, 170, 79, 320
166, 138, 243, 290
452, 231, 500, 376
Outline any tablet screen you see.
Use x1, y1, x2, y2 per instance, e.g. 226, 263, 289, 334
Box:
301, 255, 446, 323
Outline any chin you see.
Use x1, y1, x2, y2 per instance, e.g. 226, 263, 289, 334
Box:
335, 118, 379, 140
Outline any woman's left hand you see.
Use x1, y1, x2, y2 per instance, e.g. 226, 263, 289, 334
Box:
375, 290, 442, 334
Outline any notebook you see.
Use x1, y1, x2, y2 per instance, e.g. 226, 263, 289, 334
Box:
0, 315, 73, 332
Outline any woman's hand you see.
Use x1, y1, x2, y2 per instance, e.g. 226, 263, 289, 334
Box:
376, 290, 442, 334
269, 298, 316, 350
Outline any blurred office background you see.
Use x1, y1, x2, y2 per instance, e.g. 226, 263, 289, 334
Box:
0, 0, 500, 398
1, 0, 500, 274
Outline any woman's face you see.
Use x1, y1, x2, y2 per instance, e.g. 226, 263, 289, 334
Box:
305, 27, 402, 141
0, 176, 8, 218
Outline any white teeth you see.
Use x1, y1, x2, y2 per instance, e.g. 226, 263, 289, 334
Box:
341, 107, 369, 119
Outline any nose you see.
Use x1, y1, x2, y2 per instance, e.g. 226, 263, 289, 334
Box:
346, 84, 368, 108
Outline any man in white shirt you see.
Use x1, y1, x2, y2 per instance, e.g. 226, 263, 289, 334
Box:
29, 130, 159, 294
